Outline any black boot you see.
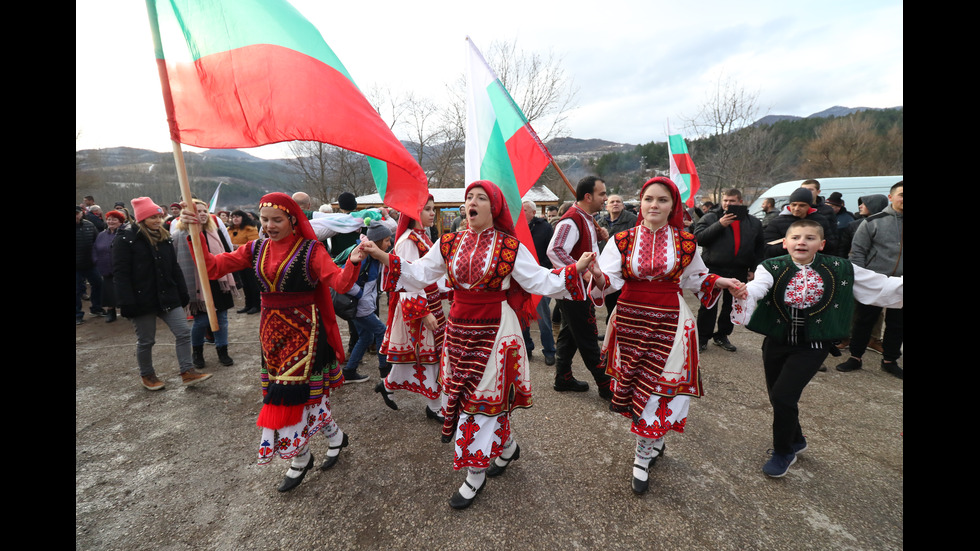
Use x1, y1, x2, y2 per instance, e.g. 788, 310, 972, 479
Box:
217, 346, 234, 366
104, 308, 117, 323
192, 346, 206, 368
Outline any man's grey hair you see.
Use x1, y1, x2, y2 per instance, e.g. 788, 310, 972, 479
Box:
522, 200, 537, 211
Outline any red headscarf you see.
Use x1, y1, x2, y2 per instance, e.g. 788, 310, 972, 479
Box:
465, 180, 517, 237
464, 180, 535, 328
638, 177, 686, 230
258, 192, 317, 241
395, 194, 436, 240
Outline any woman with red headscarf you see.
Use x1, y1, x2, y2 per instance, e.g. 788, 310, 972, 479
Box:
376, 195, 448, 419
361, 181, 598, 509
180, 192, 365, 493
590, 177, 743, 495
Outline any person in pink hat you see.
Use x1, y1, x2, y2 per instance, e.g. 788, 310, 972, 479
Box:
113, 197, 212, 391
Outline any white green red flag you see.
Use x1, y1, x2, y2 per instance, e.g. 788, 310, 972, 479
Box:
668, 133, 700, 208
465, 37, 552, 243
144, 0, 428, 219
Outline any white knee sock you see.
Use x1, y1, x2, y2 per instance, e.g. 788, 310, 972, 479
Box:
287, 449, 311, 478
458, 468, 486, 499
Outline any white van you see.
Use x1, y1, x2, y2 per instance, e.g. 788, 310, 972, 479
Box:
749, 176, 902, 220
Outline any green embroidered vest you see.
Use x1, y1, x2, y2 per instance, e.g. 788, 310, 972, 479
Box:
746, 253, 855, 343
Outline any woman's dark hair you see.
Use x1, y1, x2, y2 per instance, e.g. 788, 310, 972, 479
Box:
232, 209, 257, 228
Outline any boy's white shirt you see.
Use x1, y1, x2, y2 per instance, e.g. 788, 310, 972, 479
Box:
731, 257, 904, 326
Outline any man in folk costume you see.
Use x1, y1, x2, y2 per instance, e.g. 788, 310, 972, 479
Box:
547, 176, 613, 399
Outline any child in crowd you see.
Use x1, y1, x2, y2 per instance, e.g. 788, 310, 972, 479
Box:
342, 221, 393, 384
731, 219, 903, 477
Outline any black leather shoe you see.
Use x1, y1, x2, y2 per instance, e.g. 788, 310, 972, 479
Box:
713, 336, 737, 352
554, 376, 589, 392
544, 355, 556, 366
320, 433, 349, 470
425, 406, 444, 422
246, 306, 261, 315
631, 462, 650, 495
237, 307, 249, 314
486, 444, 521, 477
374, 382, 398, 410
449, 478, 485, 510
278, 453, 314, 492
597, 383, 613, 401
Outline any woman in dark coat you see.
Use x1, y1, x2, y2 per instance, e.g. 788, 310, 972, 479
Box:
113, 197, 212, 391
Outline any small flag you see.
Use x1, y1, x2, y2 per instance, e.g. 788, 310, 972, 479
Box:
668, 133, 701, 208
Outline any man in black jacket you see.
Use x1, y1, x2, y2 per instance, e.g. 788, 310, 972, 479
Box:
693, 189, 763, 352
762, 187, 837, 259
76, 206, 104, 324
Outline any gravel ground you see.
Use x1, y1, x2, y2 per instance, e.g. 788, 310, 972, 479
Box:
76, 294, 902, 550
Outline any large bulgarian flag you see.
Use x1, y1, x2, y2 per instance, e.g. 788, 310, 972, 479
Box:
668, 133, 701, 208
464, 37, 552, 248
145, 0, 428, 219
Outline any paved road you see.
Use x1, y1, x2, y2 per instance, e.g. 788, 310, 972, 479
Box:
76, 294, 903, 550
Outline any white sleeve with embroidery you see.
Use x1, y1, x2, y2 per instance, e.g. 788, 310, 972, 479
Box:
852, 265, 903, 308
731, 264, 774, 325
547, 218, 580, 267
389, 243, 448, 293
512, 244, 582, 299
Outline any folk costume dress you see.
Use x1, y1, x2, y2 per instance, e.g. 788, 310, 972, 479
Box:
198, 193, 361, 465
383, 182, 586, 471
593, 179, 722, 441
379, 225, 448, 404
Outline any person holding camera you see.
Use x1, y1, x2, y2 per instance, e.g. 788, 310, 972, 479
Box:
693, 188, 763, 352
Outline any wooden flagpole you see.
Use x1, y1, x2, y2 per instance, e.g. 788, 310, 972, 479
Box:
146, 2, 219, 331
172, 142, 220, 332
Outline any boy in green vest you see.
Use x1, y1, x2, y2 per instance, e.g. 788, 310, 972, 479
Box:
730, 219, 903, 478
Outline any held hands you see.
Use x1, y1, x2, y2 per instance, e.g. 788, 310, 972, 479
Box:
348, 240, 365, 263
575, 251, 597, 274
716, 277, 749, 300
356, 235, 385, 262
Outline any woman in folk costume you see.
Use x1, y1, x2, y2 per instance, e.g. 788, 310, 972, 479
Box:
590, 177, 744, 495
360, 180, 598, 509
180, 192, 366, 493
376, 195, 448, 419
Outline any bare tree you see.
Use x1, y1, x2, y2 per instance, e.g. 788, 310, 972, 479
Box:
483, 39, 578, 141
285, 141, 375, 205
683, 76, 779, 200
797, 114, 902, 177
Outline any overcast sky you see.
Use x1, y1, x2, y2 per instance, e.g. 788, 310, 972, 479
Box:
75, 0, 903, 160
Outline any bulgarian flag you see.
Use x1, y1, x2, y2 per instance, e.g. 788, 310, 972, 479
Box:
145, 0, 428, 219
464, 37, 552, 249
668, 133, 701, 208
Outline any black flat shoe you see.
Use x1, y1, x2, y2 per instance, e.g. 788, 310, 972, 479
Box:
631, 462, 650, 495
425, 406, 444, 422
374, 382, 398, 410
486, 444, 521, 478
320, 433, 349, 470
449, 478, 486, 510
278, 453, 314, 492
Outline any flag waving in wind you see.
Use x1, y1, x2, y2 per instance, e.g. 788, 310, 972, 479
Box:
145, 0, 428, 219
668, 133, 701, 208
465, 37, 553, 232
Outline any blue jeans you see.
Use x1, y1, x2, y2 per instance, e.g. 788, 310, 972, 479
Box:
522, 297, 556, 358
191, 309, 228, 347
348, 314, 388, 374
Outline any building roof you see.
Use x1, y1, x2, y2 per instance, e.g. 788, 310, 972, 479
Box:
353, 184, 559, 208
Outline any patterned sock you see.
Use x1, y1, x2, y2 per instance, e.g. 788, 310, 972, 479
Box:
633, 436, 664, 482
326, 428, 344, 458
286, 449, 311, 478
458, 468, 486, 499
427, 397, 441, 413
493, 436, 518, 467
